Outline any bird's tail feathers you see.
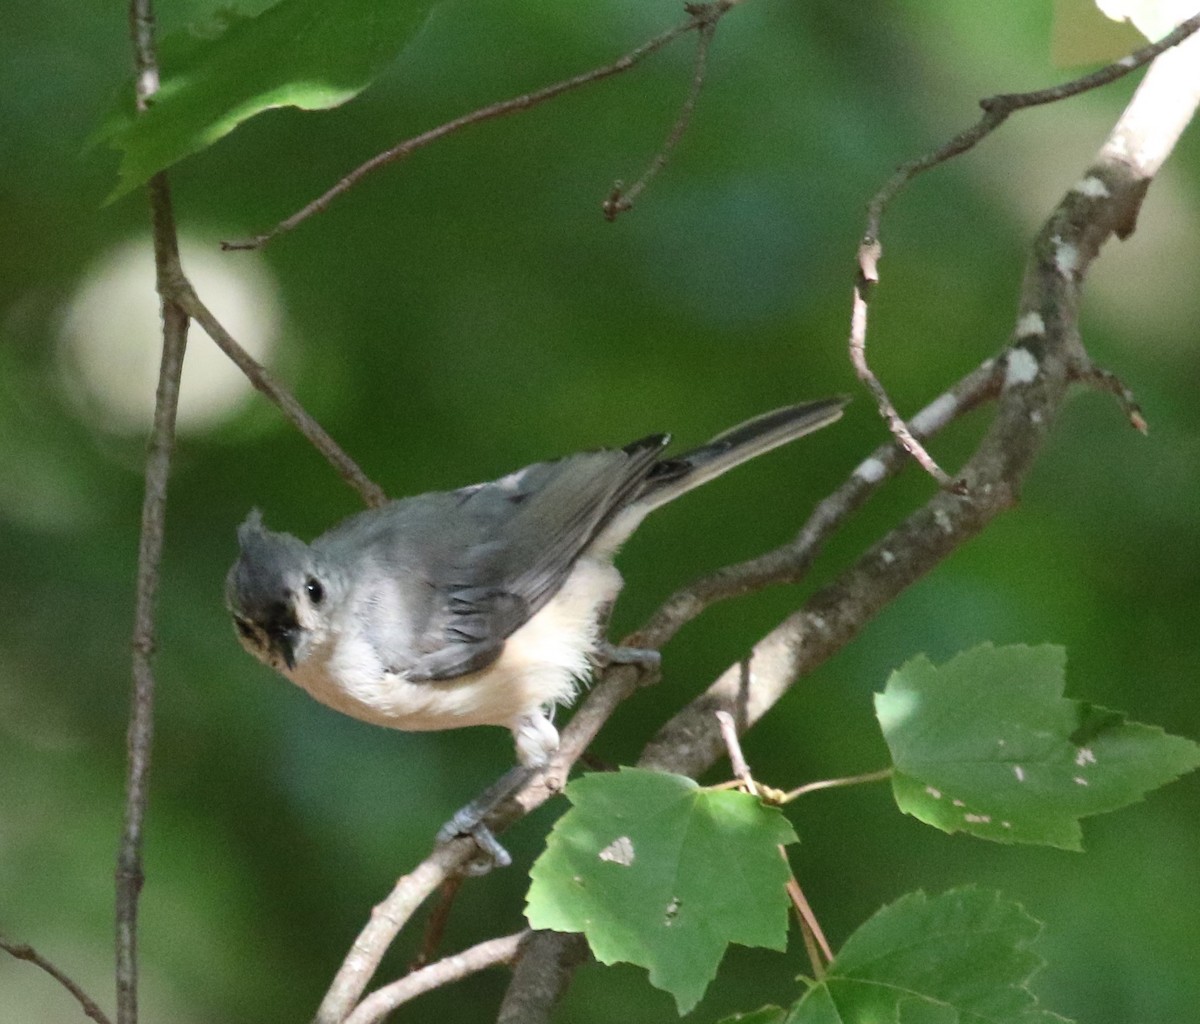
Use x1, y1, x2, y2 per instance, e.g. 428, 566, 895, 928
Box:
635, 397, 848, 513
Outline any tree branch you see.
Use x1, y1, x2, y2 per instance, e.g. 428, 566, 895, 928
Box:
223, 1, 743, 250
1, 938, 114, 1024
342, 933, 525, 1024
603, 8, 720, 220
851, 14, 1200, 483
117, 7, 188, 1024
168, 280, 386, 508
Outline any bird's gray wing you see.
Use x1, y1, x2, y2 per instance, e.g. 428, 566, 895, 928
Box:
336, 438, 668, 682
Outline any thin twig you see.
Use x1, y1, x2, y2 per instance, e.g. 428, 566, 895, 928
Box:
408, 876, 463, 972
863, 14, 1200, 245
784, 875, 833, 971
312, 845, 472, 1024
848, 255, 962, 490
1075, 362, 1149, 433
790, 883, 826, 980
625, 358, 1003, 653
603, 10, 721, 220
715, 712, 832, 977
223, 5, 739, 251
118, 6, 188, 1024
168, 281, 386, 507
1, 938, 114, 1024
714, 710, 754, 789
850, 14, 1200, 485
342, 933, 525, 1024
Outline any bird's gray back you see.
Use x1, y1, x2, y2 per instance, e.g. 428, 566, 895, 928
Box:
310, 442, 664, 680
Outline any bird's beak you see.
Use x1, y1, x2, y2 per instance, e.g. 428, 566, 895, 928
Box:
267, 626, 299, 670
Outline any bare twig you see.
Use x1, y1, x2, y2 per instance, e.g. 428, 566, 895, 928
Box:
223, 3, 740, 250
1, 938, 114, 1024
791, 881, 826, 980
716, 711, 833, 976
848, 256, 962, 490
312, 845, 473, 1024
118, 7, 189, 1024
1073, 361, 1149, 433
785, 875, 833, 972
408, 876, 463, 971
343, 932, 524, 1024
863, 14, 1200, 247
168, 281, 386, 507
603, 10, 720, 220
714, 709, 754, 789
626, 358, 1003, 653
851, 15, 1200, 484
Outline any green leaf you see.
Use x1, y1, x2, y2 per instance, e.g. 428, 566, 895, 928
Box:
876, 644, 1200, 850
526, 767, 797, 1014
97, 0, 433, 200
786, 888, 1070, 1024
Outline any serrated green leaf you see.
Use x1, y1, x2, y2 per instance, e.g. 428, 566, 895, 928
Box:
787, 888, 1070, 1024
97, 0, 433, 200
875, 644, 1200, 850
526, 767, 797, 1014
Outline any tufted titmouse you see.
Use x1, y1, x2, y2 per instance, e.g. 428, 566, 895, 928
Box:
227, 398, 845, 861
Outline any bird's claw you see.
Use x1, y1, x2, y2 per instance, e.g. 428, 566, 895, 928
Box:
595, 641, 662, 684
437, 811, 513, 875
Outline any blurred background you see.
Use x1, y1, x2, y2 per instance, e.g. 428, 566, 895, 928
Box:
2, 1, 1198, 1021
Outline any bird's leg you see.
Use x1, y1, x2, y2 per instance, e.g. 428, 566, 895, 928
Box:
437, 764, 537, 874
594, 639, 662, 684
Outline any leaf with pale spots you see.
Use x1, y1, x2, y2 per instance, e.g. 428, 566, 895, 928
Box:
876, 644, 1200, 850
526, 767, 796, 1014
727, 888, 1069, 1024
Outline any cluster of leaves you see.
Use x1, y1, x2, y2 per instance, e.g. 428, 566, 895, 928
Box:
525, 644, 1199, 1020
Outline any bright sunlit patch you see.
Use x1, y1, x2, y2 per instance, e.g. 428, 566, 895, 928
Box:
58, 237, 282, 434
874, 687, 918, 733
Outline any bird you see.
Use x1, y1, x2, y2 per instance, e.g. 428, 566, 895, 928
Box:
226, 397, 846, 864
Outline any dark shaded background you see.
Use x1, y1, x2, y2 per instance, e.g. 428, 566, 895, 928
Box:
3, 1, 1198, 1021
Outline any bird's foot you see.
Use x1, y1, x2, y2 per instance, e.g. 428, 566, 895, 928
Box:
595, 641, 662, 685
436, 764, 536, 875
437, 814, 512, 876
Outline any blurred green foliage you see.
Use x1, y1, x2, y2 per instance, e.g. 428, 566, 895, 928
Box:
2, 1, 1198, 1022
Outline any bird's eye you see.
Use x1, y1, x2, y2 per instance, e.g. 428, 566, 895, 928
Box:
305, 578, 325, 604
234, 618, 256, 641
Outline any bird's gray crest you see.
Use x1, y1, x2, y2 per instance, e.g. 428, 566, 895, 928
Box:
227, 509, 314, 615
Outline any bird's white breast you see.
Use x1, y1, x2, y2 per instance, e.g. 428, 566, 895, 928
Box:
283, 555, 623, 734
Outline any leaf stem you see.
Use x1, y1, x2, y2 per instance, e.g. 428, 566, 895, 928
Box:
783, 768, 894, 803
